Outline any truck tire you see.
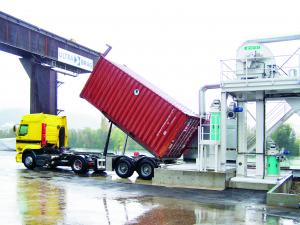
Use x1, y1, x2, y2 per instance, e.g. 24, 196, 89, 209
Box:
23, 151, 36, 170
115, 157, 134, 178
71, 156, 88, 174
137, 158, 154, 180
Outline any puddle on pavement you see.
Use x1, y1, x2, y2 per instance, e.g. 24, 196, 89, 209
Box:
14, 173, 300, 225
15, 173, 154, 225
0, 151, 300, 225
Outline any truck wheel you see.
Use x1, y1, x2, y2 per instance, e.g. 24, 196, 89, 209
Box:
137, 159, 154, 180
115, 157, 134, 178
23, 151, 36, 170
71, 156, 88, 174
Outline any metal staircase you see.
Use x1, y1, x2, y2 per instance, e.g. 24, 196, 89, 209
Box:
247, 102, 295, 152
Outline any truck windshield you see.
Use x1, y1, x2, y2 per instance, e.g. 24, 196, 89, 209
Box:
19, 125, 28, 136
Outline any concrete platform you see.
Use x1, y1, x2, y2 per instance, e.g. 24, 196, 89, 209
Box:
228, 168, 293, 190
291, 166, 300, 178
152, 163, 236, 190
152, 162, 296, 191
229, 176, 278, 191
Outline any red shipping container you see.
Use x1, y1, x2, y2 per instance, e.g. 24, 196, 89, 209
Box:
80, 58, 199, 159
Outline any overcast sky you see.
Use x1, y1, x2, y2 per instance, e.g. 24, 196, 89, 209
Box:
1, 0, 300, 128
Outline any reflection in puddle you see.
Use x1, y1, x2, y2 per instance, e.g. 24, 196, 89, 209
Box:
17, 175, 65, 225
126, 197, 300, 225
16, 171, 155, 225
127, 205, 195, 225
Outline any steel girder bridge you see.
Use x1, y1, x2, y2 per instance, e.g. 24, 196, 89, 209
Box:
0, 11, 109, 114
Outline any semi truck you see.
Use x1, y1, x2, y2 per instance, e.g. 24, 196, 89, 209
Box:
15, 113, 160, 179
15, 57, 199, 180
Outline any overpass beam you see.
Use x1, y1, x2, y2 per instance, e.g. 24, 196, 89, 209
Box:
20, 58, 57, 115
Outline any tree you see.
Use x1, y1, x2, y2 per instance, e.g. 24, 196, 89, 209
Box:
0, 128, 15, 138
296, 139, 300, 156
111, 127, 125, 153
67, 115, 147, 153
100, 117, 109, 131
271, 124, 299, 156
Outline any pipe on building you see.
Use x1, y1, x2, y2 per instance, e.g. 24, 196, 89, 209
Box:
246, 34, 300, 44
199, 84, 220, 118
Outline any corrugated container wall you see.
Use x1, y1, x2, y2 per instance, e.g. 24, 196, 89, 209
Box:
80, 58, 199, 159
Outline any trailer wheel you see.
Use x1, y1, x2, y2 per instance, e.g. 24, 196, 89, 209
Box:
71, 156, 88, 174
137, 159, 154, 180
23, 151, 36, 170
115, 157, 134, 178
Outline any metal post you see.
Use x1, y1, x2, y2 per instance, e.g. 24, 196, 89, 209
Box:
245, 58, 248, 82
256, 92, 265, 178
220, 92, 227, 171
197, 142, 200, 171
103, 122, 113, 157
220, 60, 223, 85
236, 101, 248, 176
199, 144, 203, 171
20, 58, 57, 115
197, 125, 201, 171
203, 145, 207, 171
102, 44, 112, 57
214, 144, 219, 172
298, 54, 300, 78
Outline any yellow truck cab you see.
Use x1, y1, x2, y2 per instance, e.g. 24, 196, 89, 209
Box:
15, 113, 104, 173
16, 113, 68, 163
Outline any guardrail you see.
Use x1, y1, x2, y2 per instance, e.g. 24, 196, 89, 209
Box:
267, 174, 300, 208
220, 53, 300, 85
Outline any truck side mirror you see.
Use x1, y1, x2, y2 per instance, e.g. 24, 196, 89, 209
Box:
13, 125, 18, 133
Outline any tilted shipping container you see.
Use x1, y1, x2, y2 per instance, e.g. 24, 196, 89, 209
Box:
80, 58, 199, 159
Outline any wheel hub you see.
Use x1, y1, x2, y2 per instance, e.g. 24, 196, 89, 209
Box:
119, 162, 129, 174
25, 156, 33, 166
141, 164, 151, 176
73, 159, 83, 170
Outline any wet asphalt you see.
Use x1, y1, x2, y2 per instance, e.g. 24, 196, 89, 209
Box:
0, 150, 299, 225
